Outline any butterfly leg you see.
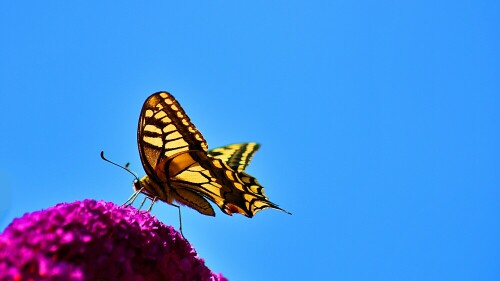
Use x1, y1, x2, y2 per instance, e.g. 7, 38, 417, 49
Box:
138, 196, 149, 210
147, 196, 158, 212
123, 187, 143, 206
171, 203, 185, 238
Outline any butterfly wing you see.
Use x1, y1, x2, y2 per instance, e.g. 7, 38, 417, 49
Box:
175, 188, 216, 216
207, 143, 290, 215
137, 91, 208, 180
208, 142, 260, 173
169, 151, 290, 217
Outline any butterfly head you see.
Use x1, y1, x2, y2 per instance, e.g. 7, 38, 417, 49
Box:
133, 175, 168, 202
133, 178, 143, 192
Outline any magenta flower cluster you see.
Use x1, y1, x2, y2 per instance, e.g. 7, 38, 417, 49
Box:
0, 199, 228, 281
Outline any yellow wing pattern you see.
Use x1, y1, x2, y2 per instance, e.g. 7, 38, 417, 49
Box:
208, 143, 260, 173
137, 92, 207, 179
136, 91, 290, 217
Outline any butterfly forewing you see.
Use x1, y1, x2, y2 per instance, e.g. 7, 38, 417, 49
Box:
138, 92, 208, 178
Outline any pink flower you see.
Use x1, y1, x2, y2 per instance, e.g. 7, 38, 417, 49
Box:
0, 199, 228, 281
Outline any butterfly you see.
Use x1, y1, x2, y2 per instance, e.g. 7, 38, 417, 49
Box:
134, 91, 290, 217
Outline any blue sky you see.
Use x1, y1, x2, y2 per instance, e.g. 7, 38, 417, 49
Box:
0, 1, 498, 280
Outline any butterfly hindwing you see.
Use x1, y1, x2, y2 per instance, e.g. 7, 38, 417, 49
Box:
208, 142, 260, 173
174, 188, 215, 216
169, 152, 287, 217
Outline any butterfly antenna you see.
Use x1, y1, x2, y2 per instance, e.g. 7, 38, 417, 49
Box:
100, 151, 140, 181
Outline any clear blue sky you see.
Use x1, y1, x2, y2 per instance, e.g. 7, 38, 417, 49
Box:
1, 1, 498, 280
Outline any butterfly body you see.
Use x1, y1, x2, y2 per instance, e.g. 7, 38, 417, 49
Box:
136, 92, 290, 217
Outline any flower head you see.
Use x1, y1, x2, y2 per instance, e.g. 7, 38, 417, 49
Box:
0, 199, 228, 281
